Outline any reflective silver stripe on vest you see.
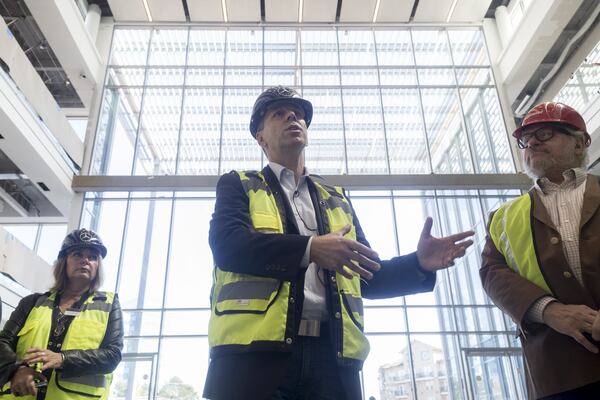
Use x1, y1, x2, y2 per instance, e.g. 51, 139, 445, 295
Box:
60, 373, 106, 388
85, 301, 112, 312
323, 195, 351, 215
34, 296, 54, 309
343, 293, 364, 316
217, 280, 279, 302
241, 174, 271, 194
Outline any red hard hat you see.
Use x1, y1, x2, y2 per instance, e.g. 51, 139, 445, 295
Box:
513, 102, 591, 146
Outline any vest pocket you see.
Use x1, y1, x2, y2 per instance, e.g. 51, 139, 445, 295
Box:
341, 291, 364, 332
64, 320, 106, 350
215, 279, 282, 314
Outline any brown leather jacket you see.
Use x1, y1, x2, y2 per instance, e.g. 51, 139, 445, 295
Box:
480, 175, 600, 399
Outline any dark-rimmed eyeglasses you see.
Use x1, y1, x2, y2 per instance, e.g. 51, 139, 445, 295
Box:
517, 126, 572, 149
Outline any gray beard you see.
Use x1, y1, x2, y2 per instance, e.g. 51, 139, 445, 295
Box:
524, 152, 580, 180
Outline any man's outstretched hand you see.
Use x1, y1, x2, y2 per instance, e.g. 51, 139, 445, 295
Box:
416, 217, 474, 272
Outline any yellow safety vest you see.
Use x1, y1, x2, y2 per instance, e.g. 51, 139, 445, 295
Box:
208, 170, 370, 363
489, 194, 553, 294
3, 291, 115, 400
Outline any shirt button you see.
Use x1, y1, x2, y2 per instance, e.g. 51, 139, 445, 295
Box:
289, 297, 295, 304
57, 343, 61, 348
563, 271, 572, 279
550, 237, 560, 245
337, 352, 342, 358
335, 312, 341, 319
285, 338, 293, 344
330, 276, 336, 283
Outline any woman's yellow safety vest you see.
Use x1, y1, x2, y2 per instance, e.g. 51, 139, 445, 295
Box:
208, 170, 370, 364
3, 291, 115, 400
489, 193, 553, 294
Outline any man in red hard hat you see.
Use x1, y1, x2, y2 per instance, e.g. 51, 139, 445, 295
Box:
480, 101, 600, 399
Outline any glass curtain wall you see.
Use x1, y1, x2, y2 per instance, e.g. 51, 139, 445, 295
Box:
83, 26, 524, 400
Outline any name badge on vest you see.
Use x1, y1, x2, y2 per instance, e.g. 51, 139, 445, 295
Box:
64, 309, 81, 317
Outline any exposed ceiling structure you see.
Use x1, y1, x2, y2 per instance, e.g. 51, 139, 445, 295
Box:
512, 0, 600, 116
0, 0, 84, 108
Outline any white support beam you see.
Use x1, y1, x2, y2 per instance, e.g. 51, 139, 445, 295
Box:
107, 0, 149, 21
0, 17, 83, 167
188, 0, 224, 22
302, 0, 336, 22
72, 174, 533, 192
226, 0, 261, 22
413, 0, 453, 22
376, 0, 414, 23
339, 0, 377, 22
0, 73, 74, 217
147, 0, 186, 22
496, 0, 583, 104
25, 0, 103, 109
265, 0, 299, 22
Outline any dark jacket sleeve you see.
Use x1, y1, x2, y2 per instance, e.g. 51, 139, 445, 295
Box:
480, 212, 548, 328
61, 294, 124, 377
209, 171, 310, 281
0, 294, 40, 386
345, 195, 436, 299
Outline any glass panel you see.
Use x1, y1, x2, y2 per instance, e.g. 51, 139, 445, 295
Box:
110, 29, 151, 66
224, 67, 262, 86
302, 68, 339, 86
364, 307, 406, 333
80, 200, 128, 292
349, 197, 397, 259
340, 68, 379, 86
122, 310, 161, 336
220, 87, 263, 173
145, 68, 185, 86
106, 67, 146, 86
421, 88, 474, 173
90, 87, 143, 175
110, 355, 154, 400
226, 30, 262, 66
164, 199, 215, 308
448, 29, 489, 66
338, 30, 376, 66
301, 30, 339, 66
185, 67, 224, 86
264, 67, 301, 86
382, 88, 430, 174
157, 337, 209, 399
187, 29, 226, 66
417, 68, 456, 86
67, 118, 88, 142
466, 352, 527, 399
456, 68, 494, 86
118, 199, 172, 309
363, 334, 411, 400
264, 30, 298, 66
2, 225, 37, 249
412, 29, 452, 66
177, 87, 222, 175
379, 68, 418, 86
37, 224, 67, 264
374, 30, 414, 66
343, 88, 388, 174
303, 87, 345, 174
133, 87, 183, 175
147, 28, 188, 66
162, 310, 211, 336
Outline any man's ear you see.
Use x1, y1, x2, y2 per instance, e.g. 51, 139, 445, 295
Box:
255, 131, 267, 150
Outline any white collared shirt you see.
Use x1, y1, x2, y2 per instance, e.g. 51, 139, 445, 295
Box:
268, 162, 328, 321
526, 168, 588, 323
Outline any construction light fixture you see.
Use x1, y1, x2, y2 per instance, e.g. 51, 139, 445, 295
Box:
372, 0, 381, 23
446, 0, 458, 22
142, 0, 153, 22
221, 0, 228, 22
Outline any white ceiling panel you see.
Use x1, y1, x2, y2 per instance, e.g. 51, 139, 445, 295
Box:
226, 0, 261, 22
107, 0, 148, 21
303, 0, 337, 22
188, 0, 224, 22
450, 0, 492, 22
339, 0, 377, 22
265, 0, 299, 22
413, 0, 453, 22
146, 0, 186, 21
376, 0, 414, 23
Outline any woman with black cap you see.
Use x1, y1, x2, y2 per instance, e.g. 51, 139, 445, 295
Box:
0, 228, 123, 399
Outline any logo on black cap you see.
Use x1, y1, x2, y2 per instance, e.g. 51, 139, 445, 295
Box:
79, 229, 93, 242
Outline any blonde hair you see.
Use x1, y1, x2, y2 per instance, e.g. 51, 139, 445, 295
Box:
51, 254, 103, 293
